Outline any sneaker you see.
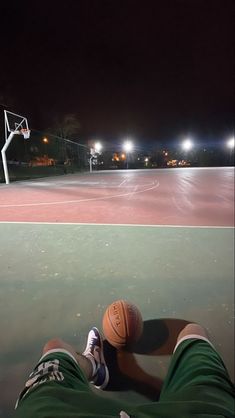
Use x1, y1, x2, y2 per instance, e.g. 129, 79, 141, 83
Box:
83, 327, 109, 389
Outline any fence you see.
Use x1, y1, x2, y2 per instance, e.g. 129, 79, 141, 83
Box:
0, 129, 90, 183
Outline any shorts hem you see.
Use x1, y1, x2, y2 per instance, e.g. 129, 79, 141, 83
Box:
39, 349, 78, 365
173, 335, 214, 353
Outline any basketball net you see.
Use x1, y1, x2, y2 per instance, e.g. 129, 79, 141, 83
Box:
20, 128, 31, 139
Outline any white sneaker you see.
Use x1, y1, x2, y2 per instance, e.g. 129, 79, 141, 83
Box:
83, 327, 109, 389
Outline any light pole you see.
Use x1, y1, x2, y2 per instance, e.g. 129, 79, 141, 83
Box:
123, 140, 133, 169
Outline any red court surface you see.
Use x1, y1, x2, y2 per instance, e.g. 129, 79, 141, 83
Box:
0, 167, 234, 226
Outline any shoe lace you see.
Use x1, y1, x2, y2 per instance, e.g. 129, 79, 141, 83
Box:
86, 332, 100, 355
89, 335, 98, 349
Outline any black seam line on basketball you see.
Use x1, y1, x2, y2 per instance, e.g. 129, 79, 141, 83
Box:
126, 302, 137, 341
108, 306, 125, 342
121, 300, 129, 340
133, 308, 139, 339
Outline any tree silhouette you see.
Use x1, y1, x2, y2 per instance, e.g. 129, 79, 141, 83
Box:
50, 113, 81, 140
45, 113, 82, 162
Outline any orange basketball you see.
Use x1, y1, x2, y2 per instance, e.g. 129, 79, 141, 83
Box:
102, 300, 143, 349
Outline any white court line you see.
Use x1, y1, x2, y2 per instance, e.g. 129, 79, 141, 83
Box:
0, 221, 233, 229
0, 181, 159, 208
118, 179, 127, 187
127, 184, 138, 200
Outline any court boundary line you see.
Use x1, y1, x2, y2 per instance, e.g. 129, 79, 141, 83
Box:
0, 221, 233, 229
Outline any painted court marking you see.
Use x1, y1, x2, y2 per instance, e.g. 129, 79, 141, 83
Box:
0, 221, 232, 229
118, 178, 128, 187
0, 181, 159, 208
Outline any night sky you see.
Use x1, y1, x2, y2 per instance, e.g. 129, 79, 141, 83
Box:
0, 0, 234, 146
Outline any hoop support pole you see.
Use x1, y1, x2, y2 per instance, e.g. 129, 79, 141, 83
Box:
1, 131, 15, 184
89, 156, 93, 173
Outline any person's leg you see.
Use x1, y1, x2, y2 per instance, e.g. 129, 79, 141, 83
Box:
159, 322, 234, 414
175, 322, 210, 346
15, 337, 93, 412
14, 329, 127, 418
42, 327, 109, 389
42, 338, 93, 380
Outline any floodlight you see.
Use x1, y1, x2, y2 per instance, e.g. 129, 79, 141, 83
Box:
226, 137, 235, 149
182, 139, 193, 151
94, 142, 102, 153
123, 140, 133, 153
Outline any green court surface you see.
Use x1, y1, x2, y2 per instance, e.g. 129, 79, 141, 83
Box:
0, 222, 234, 417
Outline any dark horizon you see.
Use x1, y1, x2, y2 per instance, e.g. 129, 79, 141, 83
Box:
0, 0, 234, 145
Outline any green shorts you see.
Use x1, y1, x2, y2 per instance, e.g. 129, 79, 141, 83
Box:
14, 338, 235, 418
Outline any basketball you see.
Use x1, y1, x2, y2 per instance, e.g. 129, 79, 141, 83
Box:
102, 300, 143, 349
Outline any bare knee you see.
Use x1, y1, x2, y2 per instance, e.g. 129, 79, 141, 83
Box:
177, 323, 209, 343
43, 338, 67, 354
42, 338, 80, 361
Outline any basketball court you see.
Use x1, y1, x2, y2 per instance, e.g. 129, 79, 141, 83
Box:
0, 111, 234, 417
0, 164, 234, 417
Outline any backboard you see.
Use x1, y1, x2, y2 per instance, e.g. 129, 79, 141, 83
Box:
4, 110, 29, 141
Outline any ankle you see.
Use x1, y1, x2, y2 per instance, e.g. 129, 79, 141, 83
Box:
83, 354, 97, 379
76, 353, 94, 380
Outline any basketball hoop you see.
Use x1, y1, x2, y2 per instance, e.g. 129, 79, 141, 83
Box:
20, 128, 30, 139
2, 110, 30, 184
